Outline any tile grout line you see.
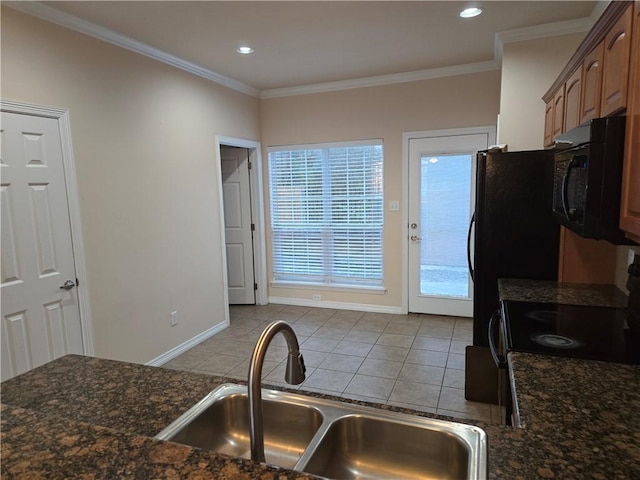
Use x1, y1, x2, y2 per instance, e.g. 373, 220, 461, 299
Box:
174, 305, 485, 422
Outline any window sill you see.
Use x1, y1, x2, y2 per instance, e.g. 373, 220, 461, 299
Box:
270, 281, 387, 295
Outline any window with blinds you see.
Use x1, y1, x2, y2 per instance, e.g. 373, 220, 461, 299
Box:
268, 140, 384, 287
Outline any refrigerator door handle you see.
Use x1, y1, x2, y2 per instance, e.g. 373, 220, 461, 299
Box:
467, 211, 475, 283
488, 310, 507, 369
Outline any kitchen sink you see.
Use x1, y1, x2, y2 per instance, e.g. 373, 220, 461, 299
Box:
302, 414, 474, 480
155, 386, 323, 469
156, 384, 487, 479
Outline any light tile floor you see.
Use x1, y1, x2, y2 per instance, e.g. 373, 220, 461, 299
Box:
162, 304, 501, 423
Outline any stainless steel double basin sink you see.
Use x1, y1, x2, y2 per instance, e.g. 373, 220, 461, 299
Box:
155, 383, 487, 480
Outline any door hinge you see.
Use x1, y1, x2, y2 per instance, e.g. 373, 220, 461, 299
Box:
248, 160, 252, 170
254, 283, 258, 290
251, 223, 255, 231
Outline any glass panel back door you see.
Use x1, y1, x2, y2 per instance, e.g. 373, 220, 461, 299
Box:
408, 131, 490, 316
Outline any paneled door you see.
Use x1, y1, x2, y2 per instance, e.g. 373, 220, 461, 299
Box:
1, 111, 84, 381
407, 129, 493, 316
221, 146, 255, 304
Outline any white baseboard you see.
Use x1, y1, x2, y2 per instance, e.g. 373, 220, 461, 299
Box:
268, 296, 404, 315
146, 321, 229, 367
148, 299, 403, 367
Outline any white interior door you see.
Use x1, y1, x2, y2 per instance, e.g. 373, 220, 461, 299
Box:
1, 111, 84, 381
221, 146, 255, 304
408, 130, 492, 316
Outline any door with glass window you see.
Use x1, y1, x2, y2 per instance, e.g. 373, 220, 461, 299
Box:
408, 131, 492, 316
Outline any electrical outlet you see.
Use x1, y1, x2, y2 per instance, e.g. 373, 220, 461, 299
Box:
312, 294, 321, 301
170, 310, 178, 327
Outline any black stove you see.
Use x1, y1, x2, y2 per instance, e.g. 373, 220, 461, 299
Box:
501, 300, 640, 364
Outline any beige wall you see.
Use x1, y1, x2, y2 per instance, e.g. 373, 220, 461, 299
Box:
1, 8, 261, 364
498, 33, 585, 150
261, 71, 501, 309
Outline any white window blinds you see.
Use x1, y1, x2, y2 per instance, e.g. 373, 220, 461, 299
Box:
268, 141, 384, 286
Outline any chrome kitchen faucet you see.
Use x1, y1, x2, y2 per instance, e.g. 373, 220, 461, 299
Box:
248, 320, 306, 463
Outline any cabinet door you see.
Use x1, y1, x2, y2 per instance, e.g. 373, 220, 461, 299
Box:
580, 43, 604, 124
544, 99, 555, 147
601, 5, 633, 116
553, 86, 565, 139
564, 68, 582, 132
620, 1, 640, 242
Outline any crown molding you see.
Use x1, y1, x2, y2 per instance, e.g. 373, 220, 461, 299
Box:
497, 16, 595, 46
260, 60, 501, 99
262, 15, 595, 99
492, 15, 594, 78
7, 1, 597, 100
4, 1, 260, 98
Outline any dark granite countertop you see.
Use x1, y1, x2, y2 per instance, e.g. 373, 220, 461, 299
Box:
0, 356, 317, 480
498, 278, 628, 307
2, 354, 639, 479
499, 352, 640, 479
1, 403, 311, 480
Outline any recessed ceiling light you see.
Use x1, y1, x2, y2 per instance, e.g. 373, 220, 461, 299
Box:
236, 46, 254, 55
459, 7, 483, 18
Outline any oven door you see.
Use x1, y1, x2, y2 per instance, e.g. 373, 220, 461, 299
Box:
487, 308, 513, 425
552, 146, 589, 232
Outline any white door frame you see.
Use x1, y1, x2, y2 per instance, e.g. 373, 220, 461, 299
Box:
215, 136, 267, 305
1, 99, 95, 355
401, 126, 496, 315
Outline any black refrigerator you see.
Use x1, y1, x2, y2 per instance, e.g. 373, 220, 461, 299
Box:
465, 149, 560, 403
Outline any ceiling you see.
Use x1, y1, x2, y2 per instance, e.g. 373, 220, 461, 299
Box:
23, 1, 599, 95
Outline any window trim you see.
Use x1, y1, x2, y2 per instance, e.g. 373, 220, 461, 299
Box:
270, 280, 387, 295
268, 138, 382, 153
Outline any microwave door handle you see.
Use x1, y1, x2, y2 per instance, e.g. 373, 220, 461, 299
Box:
488, 310, 507, 369
561, 155, 587, 221
561, 163, 573, 221
467, 211, 475, 283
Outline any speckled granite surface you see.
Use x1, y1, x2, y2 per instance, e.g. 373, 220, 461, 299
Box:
498, 278, 628, 307
497, 353, 640, 479
0, 355, 227, 437
2, 354, 639, 479
1, 404, 312, 480
0, 356, 317, 480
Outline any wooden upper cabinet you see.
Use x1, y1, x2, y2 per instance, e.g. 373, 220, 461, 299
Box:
601, 5, 633, 116
564, 68, 583, 132
544, 99, 555, 147
620, 1, 640, 242
580, 42, 604, 124
553, 86, 566, 139
543, 2, 633, 146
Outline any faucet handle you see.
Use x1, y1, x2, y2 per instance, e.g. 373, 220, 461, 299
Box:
285, 352, 306, 385
299, 353, 306, 375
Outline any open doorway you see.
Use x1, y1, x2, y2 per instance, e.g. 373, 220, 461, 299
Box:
217, 137, 267, 306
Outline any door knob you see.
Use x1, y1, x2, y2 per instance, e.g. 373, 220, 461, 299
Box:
410, 223, 418, 229
410, 235, 421, 241
59, 280, 76, 290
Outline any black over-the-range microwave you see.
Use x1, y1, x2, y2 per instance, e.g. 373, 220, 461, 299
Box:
551, 115, 637, 245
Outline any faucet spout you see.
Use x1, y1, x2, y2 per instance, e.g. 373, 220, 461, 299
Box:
248, 320, 306, 463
